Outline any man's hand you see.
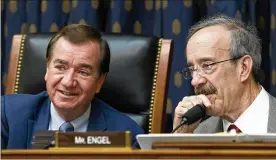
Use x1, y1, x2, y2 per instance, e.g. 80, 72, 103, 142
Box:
173, 94, 211, 133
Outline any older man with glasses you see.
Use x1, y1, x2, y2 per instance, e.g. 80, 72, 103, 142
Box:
173, 14, 276, 134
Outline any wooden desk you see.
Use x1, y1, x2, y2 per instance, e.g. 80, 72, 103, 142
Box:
2, 148, 276, 159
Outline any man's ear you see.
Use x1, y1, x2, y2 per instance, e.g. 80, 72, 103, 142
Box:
96, 73, 107, 93
44, 68, 48, 81
44, 63, 49, 81
239, 55, 253, 82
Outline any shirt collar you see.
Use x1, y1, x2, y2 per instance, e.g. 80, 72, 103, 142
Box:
223, 86, 269, 133
49, 102, 91, 131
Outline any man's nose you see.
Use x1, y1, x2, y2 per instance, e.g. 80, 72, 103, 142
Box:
191, 71, 207, 88
61, 69, 77, 88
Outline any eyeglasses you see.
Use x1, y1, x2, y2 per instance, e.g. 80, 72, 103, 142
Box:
181, 56, 242, 79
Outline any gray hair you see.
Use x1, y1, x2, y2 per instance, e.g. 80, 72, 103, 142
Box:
187, 14, 262, 82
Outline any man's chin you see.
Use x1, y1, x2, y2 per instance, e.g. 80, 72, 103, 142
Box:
53, 101, 78, 110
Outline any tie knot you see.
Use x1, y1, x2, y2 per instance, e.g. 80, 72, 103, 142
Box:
59, 122, 74, 132
227, 124, 242, 133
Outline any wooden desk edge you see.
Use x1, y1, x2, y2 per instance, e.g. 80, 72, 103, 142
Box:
2, 149, 276, 159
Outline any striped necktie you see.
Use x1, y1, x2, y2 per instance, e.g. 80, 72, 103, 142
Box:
59, 122, 74, 132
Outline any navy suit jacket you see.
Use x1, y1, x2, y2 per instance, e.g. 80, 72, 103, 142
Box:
1, 91, 144, 149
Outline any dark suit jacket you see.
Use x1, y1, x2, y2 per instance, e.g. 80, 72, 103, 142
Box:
1, 91, 144, 149
194, 93, 276, 133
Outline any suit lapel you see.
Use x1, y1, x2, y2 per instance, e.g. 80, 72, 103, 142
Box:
27, 98, 51, 148
27, 97, 107, 148
268, 94, 276, 133
87, 98, 107, 131
214, 118, 223, 133
195, 116, 223, 133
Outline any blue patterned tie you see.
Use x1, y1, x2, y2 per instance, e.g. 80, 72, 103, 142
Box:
59, 122, 74, 132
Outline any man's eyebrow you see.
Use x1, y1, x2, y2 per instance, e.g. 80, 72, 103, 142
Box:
186, 57, 215, 67
198, 57, 215, 63
79, 63, 93, 70
53, 59, 67, 65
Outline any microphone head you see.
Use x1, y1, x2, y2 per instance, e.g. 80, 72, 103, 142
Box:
182, 104, 206, 125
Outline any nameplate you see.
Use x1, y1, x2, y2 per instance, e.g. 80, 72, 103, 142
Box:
55, 131, 131, 148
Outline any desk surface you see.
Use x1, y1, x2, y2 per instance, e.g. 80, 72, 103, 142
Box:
2, 148, 276, 159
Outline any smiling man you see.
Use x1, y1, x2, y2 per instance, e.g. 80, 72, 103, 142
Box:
1, 24, 144, 149
173, 15, 276, 134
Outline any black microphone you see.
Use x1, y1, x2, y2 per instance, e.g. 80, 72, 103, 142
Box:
181, 104, 206, 125
171, 104, 206, 133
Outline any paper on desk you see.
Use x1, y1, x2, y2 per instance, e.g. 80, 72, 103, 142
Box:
136, 133, 276, 150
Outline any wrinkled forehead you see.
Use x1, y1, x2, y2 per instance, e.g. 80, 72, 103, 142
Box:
186, 26, 231, 64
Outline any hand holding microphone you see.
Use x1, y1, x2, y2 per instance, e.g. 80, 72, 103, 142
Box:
172, 95, 211, 133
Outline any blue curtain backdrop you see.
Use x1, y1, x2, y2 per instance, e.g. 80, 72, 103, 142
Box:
2, 0, 276, 132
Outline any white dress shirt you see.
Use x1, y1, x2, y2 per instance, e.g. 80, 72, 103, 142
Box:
48, 102, 91, 132
223, 86, 269, 134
